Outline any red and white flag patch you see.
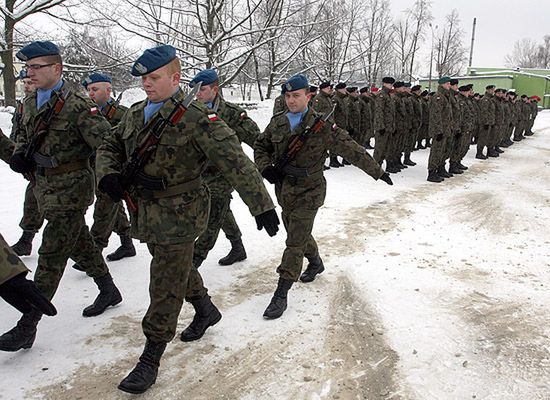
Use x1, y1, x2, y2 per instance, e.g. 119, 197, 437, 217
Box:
89, 107, 98, 115
208, 113, 219, 121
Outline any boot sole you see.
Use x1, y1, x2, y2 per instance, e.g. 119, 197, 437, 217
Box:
106, 250, 137, 262
0, 342, 34, 352
218, 255, 247, 266
180, 312, 222, 342
82, 295, 123, 317
118, 378, 156, 394
299, 266, 325, 283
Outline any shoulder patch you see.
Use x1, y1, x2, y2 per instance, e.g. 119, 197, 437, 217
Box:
89, 106, 99, 115
208, 113, 219, 122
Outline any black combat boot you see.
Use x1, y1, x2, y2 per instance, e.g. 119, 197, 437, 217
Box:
449, 162, 463, 174
11, 231, 34, 257
457, 162, 468, 170
263, 277, 294, 319
495, 146, 504, 154
218, 239, 247, 266
299, 256, 325, 283
475, 146, 488, 159
106, 234, 136, 261
118, 339, 167, 394
487, 148, 499, 157
437, 166, 453, 178
0, 310, 42, 352
329, 156, 341, 168
403, 153, 416, 166
180, 295, 222, 342
385, 161, 400, 174
82, 273, 122, 317
398, 156, 407, 169
427, 170, 444, 183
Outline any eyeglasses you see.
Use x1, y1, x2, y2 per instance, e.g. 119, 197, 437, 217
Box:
22, 63, 56, 72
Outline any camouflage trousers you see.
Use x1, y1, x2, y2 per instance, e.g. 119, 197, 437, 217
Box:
0, 233, 28, 285
90, 190, 131, 249
35, 210, 109, 300
489, 125, 502, 147
277, 207, 319, 282
20, 183, 44, 233
143, 241, 208, 343
404, 128, 417, 153
450, 132, 472, 163
194, 192, 242, 259
373, 131, 391, 164
478, 125, 491, 148
427, 135, 448, 170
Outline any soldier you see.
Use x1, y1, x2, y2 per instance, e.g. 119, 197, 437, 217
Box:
444, 79, 461, 174
405, 84, 422, 165
189, 68, 261, 268
449, 85, 475, 173
0, 233, 57, 330
254, 74, 393, 320
308, 85, 318, 107
504, 91, 518, 146
70, 73, 136, 273
1, 41, 123, 353
273, 88, 288, 115
477, 85, 497, 158
525, 96, 539, 135
330, 82, 348, 167
492, 88, 506, 155
391, 81, 410, 172
95, 45, 279, 394
426, 76, 453, 183
373, 77, 396, 171
10, 69, 44, 257
311, 81, 335, 170
417, 90, 430, 149
471, 92, 482, 145
344, 86, 362, 149
500, 90, 515, 148
359, 87, 373, 148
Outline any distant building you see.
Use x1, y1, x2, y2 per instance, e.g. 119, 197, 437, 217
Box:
419, 66, 550, 109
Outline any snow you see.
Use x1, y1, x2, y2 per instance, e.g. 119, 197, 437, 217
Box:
0, 101, 549, 400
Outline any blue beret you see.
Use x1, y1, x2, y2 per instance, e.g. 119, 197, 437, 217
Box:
18, 70, 28, 80
189, 68, 218, 87
438, 76, 451, 85
82, 72, 112, 88
131, 45, 177, 77
16, 41, 60, 61
281, 74, 309, 94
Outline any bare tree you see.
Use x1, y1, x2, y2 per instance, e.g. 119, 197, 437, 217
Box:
434, 9, 466, 77
0, 0, 65, 105
505, 36, 550, 69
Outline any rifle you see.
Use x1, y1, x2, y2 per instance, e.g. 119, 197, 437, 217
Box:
23, 89, 71, 183
273, 105, 335, 173
103, 92, 123, 121
119, 83, 202, 214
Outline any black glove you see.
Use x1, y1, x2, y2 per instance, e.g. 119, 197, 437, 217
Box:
378, 129, 386, 136
255, 209, 280, 237
9, 153, 33, 174
435, 133, 444, 141
261, 166, 282, 184
483, 124, 490, 130
0, 273, 57, 316
98, 173, 125, 202
379, 172, 393, 186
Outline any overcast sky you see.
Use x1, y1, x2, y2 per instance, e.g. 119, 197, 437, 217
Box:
391, 0, 550, 69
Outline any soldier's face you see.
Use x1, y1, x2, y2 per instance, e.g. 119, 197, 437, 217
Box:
196, 84, 218, 104
87, 82, 111, 106
285, 89, 309, 113
321, 87, 332, 95
142, 65, 181, 103
24, 56, 62, 90
22, 78, 35, 96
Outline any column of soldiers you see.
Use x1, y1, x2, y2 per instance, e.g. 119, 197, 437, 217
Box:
0, 38, 541, 397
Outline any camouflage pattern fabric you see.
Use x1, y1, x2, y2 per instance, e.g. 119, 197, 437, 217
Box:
479, 92, 496, 148
344, 95, 361, 142
254, 109, 384, 281
373, 87, 395, 164
427, 86, 452, 170
0, 233, 28, 286
20, 183, 44, 234
359, 96, 372, 144
273, 94, 288, 115
220, 208, 241, 242
0, 130, 15, 164
333, 92, 349, 130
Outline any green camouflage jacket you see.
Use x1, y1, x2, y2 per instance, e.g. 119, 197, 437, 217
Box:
479, 92, 496, 126
273, 94, 288, 115
429, 86, 452, 138
449, 90, 461, 132
311, 91, 335, 121
254, 109, 384, 211
333, 91, 349, 129
0, 233, 28, 286
0, 130, 15, 164
457, 94, 475, 133
359, 96, 372, 135
374, 87, 395, 133
493, 96, 505, 126
15, 82, 112, 212
395, 92, 412, 132
96, 89, 274, 244
411, 94, 423, 131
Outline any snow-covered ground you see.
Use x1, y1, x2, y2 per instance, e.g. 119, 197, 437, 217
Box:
0, 98, 549, 400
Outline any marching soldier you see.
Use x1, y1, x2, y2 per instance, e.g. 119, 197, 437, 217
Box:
71, 73, 136, 272
478, 85, 497, 158
373, 77, 396, 171
1, 41, 123, 353
95, 45, 279, 394
311, 81, 335, 170
189, 68, 261, 268
254, 74, 393, 320
10, 69, 44, 257
330, 82, 348, 167
427, 77, 453, 183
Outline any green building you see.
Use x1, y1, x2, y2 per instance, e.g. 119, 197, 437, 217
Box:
419, 67, 550, 108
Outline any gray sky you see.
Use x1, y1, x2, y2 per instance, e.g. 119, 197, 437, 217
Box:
391, 0, 550, 70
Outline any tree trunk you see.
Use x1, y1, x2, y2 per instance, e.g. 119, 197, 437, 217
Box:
2, 1, 16, 106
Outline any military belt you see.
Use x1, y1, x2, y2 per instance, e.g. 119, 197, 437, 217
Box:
33, 152, 59, 168
35, 158, 90, 176
138, 176, 202, 200
282, 165, 324, 185
135, 171, 167, 191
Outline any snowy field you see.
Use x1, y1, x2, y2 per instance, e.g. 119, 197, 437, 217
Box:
0, 95, 549, 400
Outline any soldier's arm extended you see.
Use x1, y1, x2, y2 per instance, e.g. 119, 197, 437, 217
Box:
195, 115, 275, 217
226, 104, 260, 148
329, 126, 385, 180
0, 130, 15, 164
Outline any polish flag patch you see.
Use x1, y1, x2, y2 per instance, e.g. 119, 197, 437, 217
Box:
89, 107, 98, 115
208, 113, 219, 121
